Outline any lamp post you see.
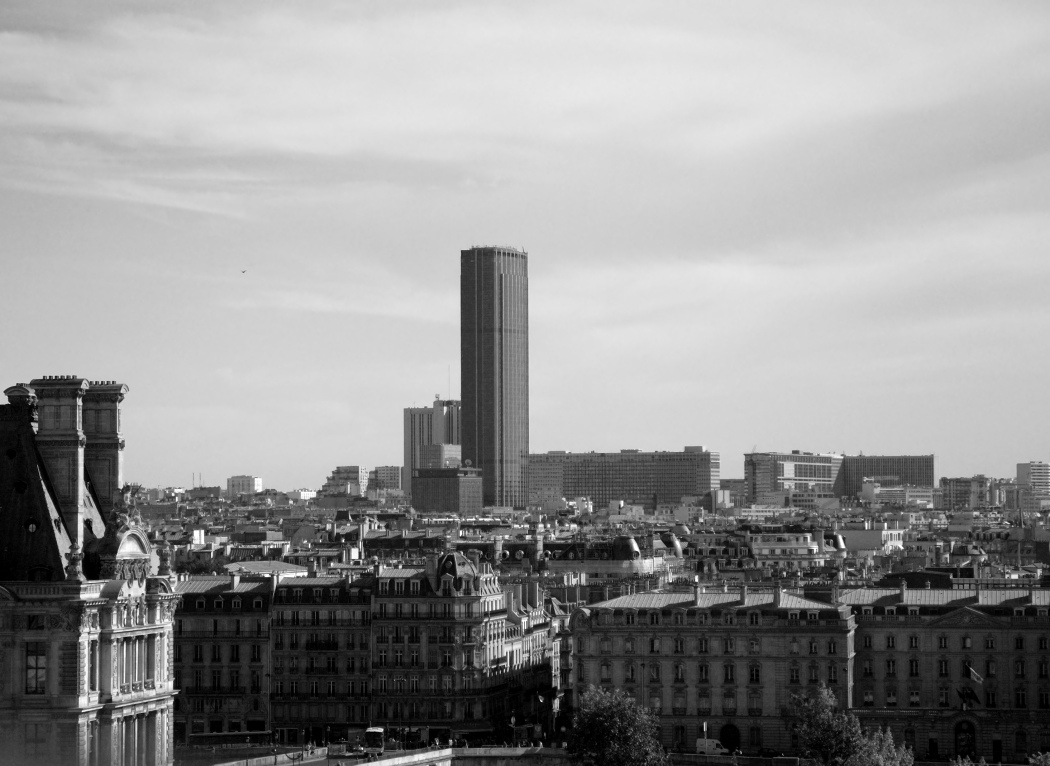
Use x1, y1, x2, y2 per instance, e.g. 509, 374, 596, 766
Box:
300, 728, 305, 762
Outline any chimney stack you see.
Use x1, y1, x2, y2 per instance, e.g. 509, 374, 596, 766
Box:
30, 376, 90, 543
83, 381, 128, 517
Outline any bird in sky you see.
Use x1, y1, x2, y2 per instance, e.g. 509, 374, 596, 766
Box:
241, 270, 247, 273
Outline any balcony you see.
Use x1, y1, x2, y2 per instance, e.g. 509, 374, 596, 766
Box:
672, 707, 687, 716
748, 708, 763, 716
304, 640, 339, 651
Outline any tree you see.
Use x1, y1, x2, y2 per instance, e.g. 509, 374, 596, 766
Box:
792, 685, 863, 766
845, 729, 914, 766
568, 686, 669, 766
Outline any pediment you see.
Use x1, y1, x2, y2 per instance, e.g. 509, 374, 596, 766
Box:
926, 606, 1004, 629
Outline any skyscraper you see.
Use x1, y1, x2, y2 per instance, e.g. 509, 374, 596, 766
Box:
461, 246, 529, 508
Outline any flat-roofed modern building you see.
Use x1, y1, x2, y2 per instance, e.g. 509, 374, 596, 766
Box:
837, 455, 935, 500
1017, 461, 1050, 496
403, 398, 461, 497
744, 451, 842, 509
528, 446, 720, 509
461, 246, 529, 508
412, 466, 483, 516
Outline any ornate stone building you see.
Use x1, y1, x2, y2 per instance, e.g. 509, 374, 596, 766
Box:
267, 551, 556, 746
0, 377, 177, 766
171, 574, 273, 743
840, 583, 1050, 761
569, 582, 856, 753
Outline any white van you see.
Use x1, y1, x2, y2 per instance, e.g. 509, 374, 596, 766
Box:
695, 739, 731, 756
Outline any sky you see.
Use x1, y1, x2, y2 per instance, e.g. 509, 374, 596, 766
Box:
1, 1, 1048, 490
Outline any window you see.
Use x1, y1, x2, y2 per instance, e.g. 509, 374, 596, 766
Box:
938, 636, 948, 649
749, 639, 760, 654
1014, 660, 1025, 678
809, 640, 818, 655
724, 663, 735, 683
600, 664, 611, 683
625, 613, 635, 625
674, 664, 686, 683
985, 637, 996, 650
749, 665, 761, 683
1015, 689, 1027, 708
886, 689, 897, 707
862, 659, 873, 677
649, 612, 659, 625
986, 691, 997, 708
25, 642, 46, 694
649, 664, 660, 682
650, 638, 660, 654
961, 636, 972, 649
886, 659, 896, 677
230, 645, 239, 663
1015, 636, 1025, 651
863, 636, 872, 649
808, 665, 819, 683
938, 659, 949, 677
724, 638, 735, 654
909, 691, 920, 707
724, 612, 735, 626
749, 612, 760, 626
697, 638, 708, 654
886, 635, 896, 650
827, 640, 837, 655
828, 663, 838, 684
862, 690, 874, 706
697, 663, 709, 682
909, 659, 919, 677
909, 636, 919, 650
938, 688, 949, 707
673, 638, 684, 654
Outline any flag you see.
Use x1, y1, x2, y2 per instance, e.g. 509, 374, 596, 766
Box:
967, 665, 984, 684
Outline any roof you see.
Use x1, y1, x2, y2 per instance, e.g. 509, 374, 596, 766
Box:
838, 587, 1050, 608
592, 590, 839, 611
173, 576, 272, 594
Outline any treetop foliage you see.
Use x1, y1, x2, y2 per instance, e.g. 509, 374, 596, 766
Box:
568, 686, 669, 766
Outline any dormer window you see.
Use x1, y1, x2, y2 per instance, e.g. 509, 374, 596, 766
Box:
293, 589, 303, 603
214, 597, 224, 610
411, 581, 420, 595
863, 607, 873, 615
253, 598, 263, 610
788, 611, 799, 622
807, 612, 818, 622
196, 598, 205, 610
649, 612, 659, 626
313, 588, 322, 601
231, 598, 241, 610
379, 581, 390, 595
394, 581, 405, 595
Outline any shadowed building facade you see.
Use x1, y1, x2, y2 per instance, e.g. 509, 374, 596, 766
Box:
461, 247, 529, 508
0, 377, 177, 766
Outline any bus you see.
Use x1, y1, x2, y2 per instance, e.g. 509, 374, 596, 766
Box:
364, 727, 385, 757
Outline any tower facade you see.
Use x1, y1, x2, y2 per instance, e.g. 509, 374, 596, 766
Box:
402, 397, 461, 498
460, 246, 529, 508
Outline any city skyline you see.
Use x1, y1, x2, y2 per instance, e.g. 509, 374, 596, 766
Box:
1, 2, 1048, 489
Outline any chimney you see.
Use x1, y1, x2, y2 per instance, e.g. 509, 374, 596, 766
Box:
924, 580, 931, 590
899, 580, 907, 604
231, 572, 240, 591
740, 584, 748, 605
30, 376, 90, 543
692, 576, 700, 605
83, 381, 128, 517
774, 584, 783, 608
